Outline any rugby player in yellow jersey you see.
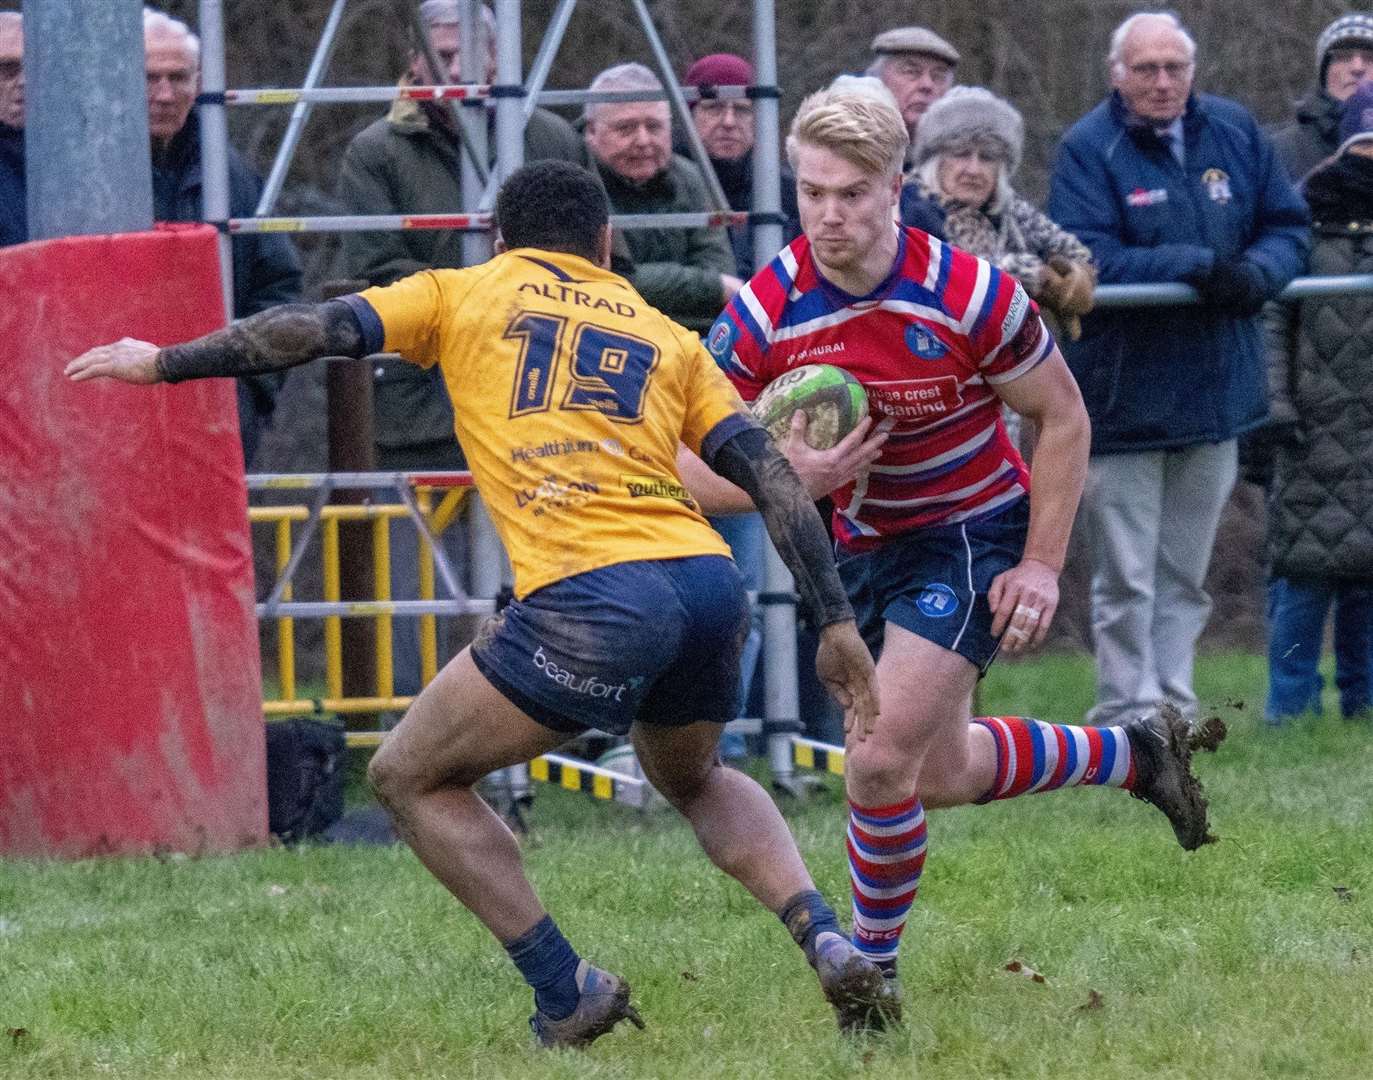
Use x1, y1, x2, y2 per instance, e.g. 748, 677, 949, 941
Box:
67, 160, 899, 1043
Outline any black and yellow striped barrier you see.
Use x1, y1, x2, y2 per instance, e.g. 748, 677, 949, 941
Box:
528, 753, 650, 808
791, 736, 845, 777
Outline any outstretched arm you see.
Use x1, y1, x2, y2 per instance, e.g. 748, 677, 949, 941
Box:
65, 300, 368, 385
705, 424, 880, 739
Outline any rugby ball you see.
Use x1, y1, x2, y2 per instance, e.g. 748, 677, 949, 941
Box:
751, 364, 869, 450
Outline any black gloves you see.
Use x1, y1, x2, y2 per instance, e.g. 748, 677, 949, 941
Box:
1192, 259, 1271, 316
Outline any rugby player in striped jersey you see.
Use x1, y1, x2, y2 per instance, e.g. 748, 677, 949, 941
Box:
683, 85, 1224, 1025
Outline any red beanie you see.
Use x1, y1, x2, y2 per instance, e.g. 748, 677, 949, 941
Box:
684, 53, 755, 97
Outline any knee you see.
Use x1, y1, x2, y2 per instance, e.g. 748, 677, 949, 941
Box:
647, 758, 712, 811
366, 745, 407, 810
846, 743, 917, 806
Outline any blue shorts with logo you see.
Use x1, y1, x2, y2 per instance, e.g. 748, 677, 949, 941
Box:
837, 498, 1029, 673
470, 555, 749, 736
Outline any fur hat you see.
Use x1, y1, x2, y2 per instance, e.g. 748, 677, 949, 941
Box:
912, 86, 1024, 175
1317, 14, 1373, 81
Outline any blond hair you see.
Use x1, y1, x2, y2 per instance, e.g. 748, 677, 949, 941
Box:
786, 87, 908, 178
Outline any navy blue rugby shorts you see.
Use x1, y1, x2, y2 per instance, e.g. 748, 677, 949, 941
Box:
837, 498, 1030, 673
470, 555, 749, 736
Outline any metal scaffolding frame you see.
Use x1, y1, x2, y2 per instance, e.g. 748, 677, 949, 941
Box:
194, 2, 1373, 799
195, 0, 809, 791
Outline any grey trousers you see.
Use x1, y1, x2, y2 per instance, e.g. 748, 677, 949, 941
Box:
1083, 440, 1237, 725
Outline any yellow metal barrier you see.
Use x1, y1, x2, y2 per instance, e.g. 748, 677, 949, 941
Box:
249, 475, 653, 807
250, 486, 471, 719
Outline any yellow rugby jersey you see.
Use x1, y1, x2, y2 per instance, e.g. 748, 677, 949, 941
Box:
355, 248, 751, 598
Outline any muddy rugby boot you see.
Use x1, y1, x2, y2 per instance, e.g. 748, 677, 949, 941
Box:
530, 960, 644, 1049
1124, 703, 1226, 851
813, 933, 902, 1033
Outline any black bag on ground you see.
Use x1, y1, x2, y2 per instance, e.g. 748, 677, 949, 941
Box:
265, 718, 347, 843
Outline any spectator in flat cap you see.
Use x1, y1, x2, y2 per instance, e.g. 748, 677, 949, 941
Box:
1261, 82, 1373, 725
868, 25, 959, 163
1272, 13, 1373, 183
901, 86, 1096, 445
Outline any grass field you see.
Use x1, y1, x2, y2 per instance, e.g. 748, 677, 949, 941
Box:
3, 652, 1371, 1079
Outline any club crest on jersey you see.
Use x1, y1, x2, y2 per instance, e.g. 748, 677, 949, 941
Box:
706, 319, 736, 360
916, 583, 959, 618
904, 323, 948, 360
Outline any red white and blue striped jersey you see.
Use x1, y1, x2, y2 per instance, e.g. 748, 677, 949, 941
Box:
706, 226, 1054, 549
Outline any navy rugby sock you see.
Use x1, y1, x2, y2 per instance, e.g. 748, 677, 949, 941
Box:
504, 914, 582, 1021
778, 889, 843, 966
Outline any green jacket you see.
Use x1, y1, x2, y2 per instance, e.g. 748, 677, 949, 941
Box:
336, 96, 599, 456
596, 154, 735, 333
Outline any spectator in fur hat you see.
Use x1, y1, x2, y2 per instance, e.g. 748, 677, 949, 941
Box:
900, 87, 1096, 446
1272, 13, 1373, 183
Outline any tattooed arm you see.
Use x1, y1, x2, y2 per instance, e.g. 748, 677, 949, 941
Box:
65, 300, 368, 385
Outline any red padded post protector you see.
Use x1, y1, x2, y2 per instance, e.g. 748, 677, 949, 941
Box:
0, 226, 268, 857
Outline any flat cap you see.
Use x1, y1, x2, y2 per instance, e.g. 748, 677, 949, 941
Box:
871, 26, 960, 65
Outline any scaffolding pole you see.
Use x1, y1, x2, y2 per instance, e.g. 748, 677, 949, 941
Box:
197, 0, 234, 320
255, 0, 350, 216
24, 0, 152, 241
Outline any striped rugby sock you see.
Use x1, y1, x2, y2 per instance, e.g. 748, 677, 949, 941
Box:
848, 794, 927, 974
973, 716, 1136, 802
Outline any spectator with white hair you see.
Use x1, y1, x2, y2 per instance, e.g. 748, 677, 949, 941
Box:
142, 6, 302, 466
1047, 11, 1309, 727
0, 10, 25, 247
584, 61, 739, 332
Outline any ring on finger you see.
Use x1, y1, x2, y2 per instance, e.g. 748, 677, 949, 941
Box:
1014, 604, 1042, 621
1005, 626, 1029, 640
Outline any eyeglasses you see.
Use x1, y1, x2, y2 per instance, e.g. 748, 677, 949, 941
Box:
0, 59, 21, 82
1126, 61, 1192, 81
695, 99, 754, 120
